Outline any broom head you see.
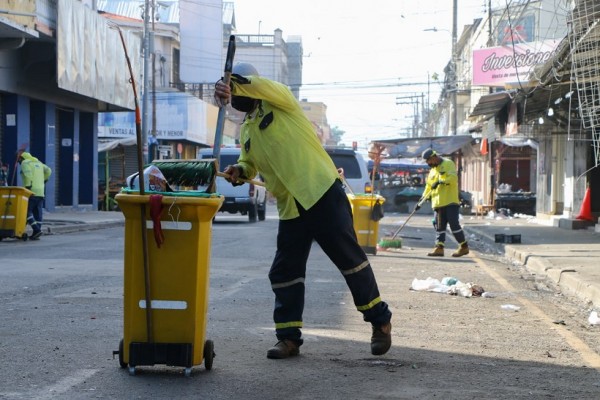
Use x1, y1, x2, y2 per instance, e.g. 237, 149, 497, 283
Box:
377, 236, 402, 250
149, 159, 217, 191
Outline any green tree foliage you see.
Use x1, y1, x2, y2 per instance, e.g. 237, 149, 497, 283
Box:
331, 126, 345, 145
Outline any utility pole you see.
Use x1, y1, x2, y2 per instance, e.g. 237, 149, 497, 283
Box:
451, 0, 458, 136
487, 0, 496, 206
396, 94, 424, 138
142, 0, 150, 162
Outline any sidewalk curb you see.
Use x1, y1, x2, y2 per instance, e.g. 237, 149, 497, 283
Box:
466, 226, 600, 308
45, 221, 124, 235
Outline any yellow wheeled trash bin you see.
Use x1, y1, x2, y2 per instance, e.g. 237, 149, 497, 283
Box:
348, 194, 385, 255
115, 191, 223, 376
0, 186, 34, 241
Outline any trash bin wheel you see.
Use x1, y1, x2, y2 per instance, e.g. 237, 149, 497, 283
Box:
203, 339, 215, 370
21, 233, 28, 241
118, 339, 127, 369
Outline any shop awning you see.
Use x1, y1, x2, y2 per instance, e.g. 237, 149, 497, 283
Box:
367, 158, 429, 173
469, 91, 515, 119
374, 135, 474, 158
98, 137, 137, 152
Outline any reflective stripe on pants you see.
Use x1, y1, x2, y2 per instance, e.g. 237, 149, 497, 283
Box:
269, 180, 392, 343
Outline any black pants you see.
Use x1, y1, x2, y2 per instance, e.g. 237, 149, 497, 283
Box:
433, 204, 466, 246
269, 180, 392, 344
27, 196, 44, 234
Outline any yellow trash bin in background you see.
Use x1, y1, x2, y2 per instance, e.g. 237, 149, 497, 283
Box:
0, 186, 34, 241
348, 194, 385, 255
115, 192, 224, 376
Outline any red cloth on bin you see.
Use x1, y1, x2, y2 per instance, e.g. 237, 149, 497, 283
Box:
149, 194, 165, 248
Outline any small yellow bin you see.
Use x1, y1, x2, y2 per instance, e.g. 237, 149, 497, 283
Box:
348, 194, 385, 255
0, 186, 34, 241
115, 192, 224, 375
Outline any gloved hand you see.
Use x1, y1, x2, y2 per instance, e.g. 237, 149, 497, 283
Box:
414, 203, 421, 212
214, 79, 231, 107
223, 164, 244, 186
431, 180, 442, 190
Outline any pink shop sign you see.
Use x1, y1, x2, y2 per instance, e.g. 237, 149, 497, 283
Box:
472, 40, 559, 87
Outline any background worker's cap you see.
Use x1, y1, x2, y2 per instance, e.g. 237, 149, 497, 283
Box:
422, 148, 437, 160
232, 62, 259, 76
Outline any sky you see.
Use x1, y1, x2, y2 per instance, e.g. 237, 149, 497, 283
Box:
231, 0, 490, 148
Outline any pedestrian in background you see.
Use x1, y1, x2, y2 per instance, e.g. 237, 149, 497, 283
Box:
420, 148, 469, 257
0, 162, 8, 186
214, 63, 393, 359
18, 151, 51, 240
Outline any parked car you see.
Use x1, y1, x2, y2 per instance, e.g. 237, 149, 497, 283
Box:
324, 147, 372, 194
199, 147, 267, 222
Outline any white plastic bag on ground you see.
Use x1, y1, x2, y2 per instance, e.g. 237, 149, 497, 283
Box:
410, 277, 449, 293
448, 282, 472, 297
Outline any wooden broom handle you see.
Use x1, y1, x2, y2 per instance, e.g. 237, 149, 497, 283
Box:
216, 171, 265, 187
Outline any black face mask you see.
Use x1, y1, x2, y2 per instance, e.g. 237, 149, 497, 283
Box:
231, 96, 258, 113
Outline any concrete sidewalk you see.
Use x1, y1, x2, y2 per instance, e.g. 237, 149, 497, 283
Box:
42, 209, 125, 234
36, 208, 600, 309
461, 214, 600, 309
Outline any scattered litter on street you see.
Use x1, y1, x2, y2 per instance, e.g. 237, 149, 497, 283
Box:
501, 304, 521, 311
410, 276, 485, 298
588, 311, 599, 325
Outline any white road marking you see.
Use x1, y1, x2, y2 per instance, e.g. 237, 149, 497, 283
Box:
29, 369, 98, 400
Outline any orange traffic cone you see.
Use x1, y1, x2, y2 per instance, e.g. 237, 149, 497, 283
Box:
576, 187, 594, 222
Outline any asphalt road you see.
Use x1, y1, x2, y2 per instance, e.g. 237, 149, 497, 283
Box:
1, 210, 599, 399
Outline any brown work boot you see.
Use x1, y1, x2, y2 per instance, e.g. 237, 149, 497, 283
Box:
452, 243, 470, 257
371, 322, 392, 355
266, 340, 300, 359
427, 246, 444, 257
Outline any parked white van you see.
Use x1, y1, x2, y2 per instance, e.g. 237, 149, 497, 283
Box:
324, 147, 372, 195
198, 147, 267, 222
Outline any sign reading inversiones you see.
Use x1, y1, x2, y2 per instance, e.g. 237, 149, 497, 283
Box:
472, 40, 559, 87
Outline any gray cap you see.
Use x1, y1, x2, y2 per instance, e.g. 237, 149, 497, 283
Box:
422, 148, 437, 160
232, 62, 259, 76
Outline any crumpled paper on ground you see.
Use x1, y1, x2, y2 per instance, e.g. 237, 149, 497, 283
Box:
410, 277, 485, 298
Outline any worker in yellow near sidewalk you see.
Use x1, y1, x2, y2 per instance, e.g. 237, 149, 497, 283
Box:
419, 148, 469, 257
214, 63, 392, 360
18, 151, 52, 240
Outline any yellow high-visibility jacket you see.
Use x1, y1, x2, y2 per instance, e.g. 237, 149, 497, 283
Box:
20, 152, 51, 197
422, 157, 459, 209
231, 75, 339, 220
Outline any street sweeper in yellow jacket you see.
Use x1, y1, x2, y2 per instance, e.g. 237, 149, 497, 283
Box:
18, 151, 51, 239
420, 148, 469, 257
214, 63, 392, 360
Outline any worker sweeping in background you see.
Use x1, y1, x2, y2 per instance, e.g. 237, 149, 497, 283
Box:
420, 148, 469, 257
214, 63, 392, 359
0, 161, 8, 186
18, 151, 52, 240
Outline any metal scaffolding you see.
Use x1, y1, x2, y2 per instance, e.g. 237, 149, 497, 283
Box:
569, 0, 600, 165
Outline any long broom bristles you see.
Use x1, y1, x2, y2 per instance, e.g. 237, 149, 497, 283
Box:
149, 160, 216, 188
